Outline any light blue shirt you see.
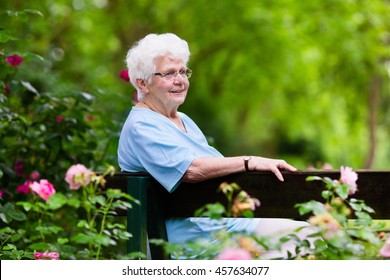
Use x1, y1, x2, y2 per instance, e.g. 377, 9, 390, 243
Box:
118, 107, 259, 244
118, 107, 222, 192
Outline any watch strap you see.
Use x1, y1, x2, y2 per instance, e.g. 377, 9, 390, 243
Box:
244, 156, 251, 172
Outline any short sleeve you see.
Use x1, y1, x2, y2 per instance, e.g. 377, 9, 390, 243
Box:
131, 121, 196, 192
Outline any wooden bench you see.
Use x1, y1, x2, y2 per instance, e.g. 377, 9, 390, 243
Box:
105, 170, 390, 259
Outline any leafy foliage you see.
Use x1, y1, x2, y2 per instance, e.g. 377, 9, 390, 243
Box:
0, 7, 118, 196
1, 1, 390, 171
1, 165, 139, 260
1, 0, 390, 260
153, 169, 389, 260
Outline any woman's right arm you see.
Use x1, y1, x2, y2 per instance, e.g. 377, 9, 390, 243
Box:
182, 156, 297, 183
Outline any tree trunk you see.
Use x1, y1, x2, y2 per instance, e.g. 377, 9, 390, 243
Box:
364, 76, 381, 169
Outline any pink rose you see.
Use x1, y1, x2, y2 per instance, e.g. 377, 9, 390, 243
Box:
14, 160, 24, 177
65, 164, 93, 190
340, 166, 358, 195
380, 237, 390, 258
30, 170, 40, 180
55, 115, 64, 122
16, 180, 32, 194
119, 69, 130, 82
5, 54, 24, 67
216, 248, 252, 260
322, 163, 333, 170
30, 179, 56, 201
34, 251, 60, 260
5, 84, 10, 94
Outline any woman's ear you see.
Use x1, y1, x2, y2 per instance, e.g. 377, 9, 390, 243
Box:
135, 79, 150, 93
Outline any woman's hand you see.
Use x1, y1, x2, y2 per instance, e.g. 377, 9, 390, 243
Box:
248, 156, 297, 181
184, 156, 297, 183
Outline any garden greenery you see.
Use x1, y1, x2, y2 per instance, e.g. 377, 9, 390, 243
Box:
152, 167, 390, 260
1, 164, 139, 260
1, 7, 390, 260
1, 9, 137, 260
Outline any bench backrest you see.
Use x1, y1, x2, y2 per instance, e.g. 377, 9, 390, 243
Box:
105, 170, 390, 259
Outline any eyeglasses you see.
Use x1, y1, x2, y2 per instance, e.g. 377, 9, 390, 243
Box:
153, 69, 192, 80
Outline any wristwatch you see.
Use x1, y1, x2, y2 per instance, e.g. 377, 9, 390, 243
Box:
244, 156, 252, 172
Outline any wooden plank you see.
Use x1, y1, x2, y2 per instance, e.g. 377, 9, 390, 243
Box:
106, 170, 390, 219
156, 170, 390, 219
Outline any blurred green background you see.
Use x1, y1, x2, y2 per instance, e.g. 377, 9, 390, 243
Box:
1, 0, 390, 171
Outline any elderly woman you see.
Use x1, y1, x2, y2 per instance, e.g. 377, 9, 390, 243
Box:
118, 33, 313, 258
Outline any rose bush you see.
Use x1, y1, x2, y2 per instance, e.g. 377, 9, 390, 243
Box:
1, 9, 134, 260
291, 166, 388, 259
1, 8, 118, 198
153, 166, 390, 260
1, 164, 139, 260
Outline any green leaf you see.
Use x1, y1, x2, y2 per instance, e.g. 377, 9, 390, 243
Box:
116, 231, 132, 239
8, 210, 27, 222
20, 9, 44, 17
15, 201, 33, 212
361, 203, 375, 214
78, 92, 95, 103
323, 177, 337, 186
107, 223, 126, 230
5, 9, 43, 21
21, 81, 40, 95
28, 242, 49, 251
0, 227, 14, 234
2, 202, 27, 222
347, 228, 379, 245
335, 184, 350, 200
71, 233, 94, 244
354, 211, 372, 226
57, 238, 69, 244
35, 225, 63, 235
306, 176, 323, 182
295, 200, 326, 216
321, 190, 332, 200
95, 235, 112, 246
242, 210, 254, 218
67, 197, 81, 208
107, 190, 138, 204
349, 200, 363, 211
47, 193, 68, 210
21, 52, 44, 63
3, 244, 17, 251
112, 200, 132, 210
0, 30, 18, 43
195, 202, 225, 219
106, 188, 124, 199
0, 213, 8, 224
77, 220, 88, 228
91, 195, 106, 205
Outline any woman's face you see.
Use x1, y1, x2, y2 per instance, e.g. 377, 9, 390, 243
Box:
145, 55, 189, 111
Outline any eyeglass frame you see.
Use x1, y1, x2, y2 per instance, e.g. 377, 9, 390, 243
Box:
152, 69, 192, 80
